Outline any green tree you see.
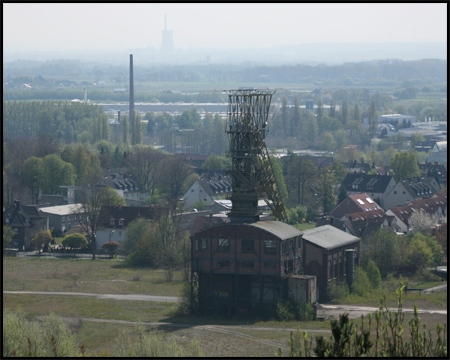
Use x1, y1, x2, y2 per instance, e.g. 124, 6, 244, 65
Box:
31, 230, 52, 256
323, 132, 336, 152
270, 155, 289, 205
202, 155, 231, 170
334, 129, 349, 150
367, 228, 401, 278
123, 218, 151, 254
316, 98, 324, 134
390, 151, 420, 181
352, 102, 361, 123
40, 154, 75, 195
62, 233, 88, 249
340, 99, 349, 126
3, 225, 15, 250
329, 99, 336, 118
281, 95, 289, 136
292, 96, 302, 137
319, 172, 337, 214
407, 235, 434, 272
122, 114, 129, 144
367, 98, 378, 138
408, 232, 444, 268
351, 266, 371, 296
410, 132, 426, 148
366, 259, 381, 289
22, 156, 43, 204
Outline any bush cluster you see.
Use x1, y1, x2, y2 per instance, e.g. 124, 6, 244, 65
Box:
276, 299, 316, 322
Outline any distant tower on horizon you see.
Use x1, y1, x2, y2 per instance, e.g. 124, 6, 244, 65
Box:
161, 13, 174, 53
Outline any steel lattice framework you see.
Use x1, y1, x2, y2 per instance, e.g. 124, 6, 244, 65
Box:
225, 89, 287, 222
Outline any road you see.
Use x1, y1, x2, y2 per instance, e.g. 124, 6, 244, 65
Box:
4, 288, 447, 319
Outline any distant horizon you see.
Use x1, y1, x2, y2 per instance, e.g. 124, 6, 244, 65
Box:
4, 41, 447, 66
4, 3, 446, 61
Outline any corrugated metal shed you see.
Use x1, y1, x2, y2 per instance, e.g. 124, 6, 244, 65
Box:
247, 220, 302, 240
302, 225, 359, 250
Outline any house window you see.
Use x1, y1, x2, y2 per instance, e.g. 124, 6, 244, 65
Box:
264, 240, 276, 254
296, 237, 301, 249
264, 262, 277, 268
196, 238, 208, 252
118, 219, 124, 226
217, 238, 229, 253
110, 219, 115, 226
218, 260, 230, 267
242, 239, 254, 253
241, 261, 254, 268
5, 218, 9, 223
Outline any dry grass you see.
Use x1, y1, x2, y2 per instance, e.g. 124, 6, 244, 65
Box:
2, 257, 447, 357
3, 258, 184, 296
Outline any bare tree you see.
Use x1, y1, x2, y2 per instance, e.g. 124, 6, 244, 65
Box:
127, 146, 165, 195
76, 185, 125, 260
158, 155, 193, 210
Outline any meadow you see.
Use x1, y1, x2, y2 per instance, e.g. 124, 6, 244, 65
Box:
2, 257, 447, 357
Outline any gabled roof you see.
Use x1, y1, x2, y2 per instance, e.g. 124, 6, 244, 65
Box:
331, 193, 382, 220
3, 201, 46, 228
341, 173, 395, 194
39, 204, 84, 216
101, 168, 143, 192
302, 225, 359, 250
398, 177, 441, 199
97, 205, 161, 228
387, 193, 447, 225
196, 173, 232, 198
248, 221, 302, 240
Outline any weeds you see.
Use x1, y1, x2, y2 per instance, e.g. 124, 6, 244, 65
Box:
276, 286, 447, 357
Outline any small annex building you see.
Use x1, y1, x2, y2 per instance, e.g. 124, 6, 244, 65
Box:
302, 225, 360, 302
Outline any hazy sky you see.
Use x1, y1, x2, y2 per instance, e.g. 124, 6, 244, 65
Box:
3, 3, 447, 54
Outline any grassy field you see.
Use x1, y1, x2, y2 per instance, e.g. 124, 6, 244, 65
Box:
2, 257, 447, 356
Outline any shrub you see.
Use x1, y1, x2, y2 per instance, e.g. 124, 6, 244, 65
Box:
62, 233, 88, 249
276, 300, 296, 321
366, 259, 381, 289
276, 299, 316, 322
351, 266, 371, 296
277, 286, 448, 357
3, 310, 79, 357
113, 323, 204, 357
327, 280, 349, 301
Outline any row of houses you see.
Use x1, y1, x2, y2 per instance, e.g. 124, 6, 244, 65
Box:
318, 190, 447, 244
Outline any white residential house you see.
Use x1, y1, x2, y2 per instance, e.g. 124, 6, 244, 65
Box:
384, 176, 442, 210
183, 173, 232, 210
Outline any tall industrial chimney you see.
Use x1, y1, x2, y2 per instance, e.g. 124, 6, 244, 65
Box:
129, 54, 134, 118
83, 88, 87, 104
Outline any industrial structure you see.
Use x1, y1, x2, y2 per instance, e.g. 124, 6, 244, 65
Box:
225, 89, 287, 223
190, 89, 312, 317
161, 13, 174, 54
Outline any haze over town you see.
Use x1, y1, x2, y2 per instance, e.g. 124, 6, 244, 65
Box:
3, 3, 447, 64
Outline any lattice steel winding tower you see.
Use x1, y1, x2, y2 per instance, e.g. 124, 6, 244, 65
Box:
225, 89, 287, 222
